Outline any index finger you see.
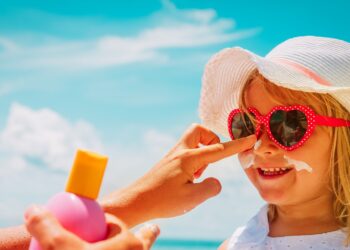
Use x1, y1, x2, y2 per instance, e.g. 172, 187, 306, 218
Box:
192, 135, 256, 165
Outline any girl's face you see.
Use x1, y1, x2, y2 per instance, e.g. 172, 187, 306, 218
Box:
239, 79, 333, 205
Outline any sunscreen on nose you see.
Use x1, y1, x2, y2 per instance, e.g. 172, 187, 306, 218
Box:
254, 140, 262, 150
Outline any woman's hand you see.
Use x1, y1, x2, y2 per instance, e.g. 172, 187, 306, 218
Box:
101, 124, 256, 227
1, 124, 255, 250
25, 205, 160, 250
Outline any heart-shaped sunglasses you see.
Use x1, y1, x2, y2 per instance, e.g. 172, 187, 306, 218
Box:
227, 105, 350, 151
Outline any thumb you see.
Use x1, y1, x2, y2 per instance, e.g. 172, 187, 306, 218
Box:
136, 224, 160, 249
25, 205, 83, 250
192, 177, 222, 203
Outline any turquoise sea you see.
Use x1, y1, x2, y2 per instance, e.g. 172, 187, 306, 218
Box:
153, 239, 222, 250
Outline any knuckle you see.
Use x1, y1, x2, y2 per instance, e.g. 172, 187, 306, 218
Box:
172, 150, 199, 179
215, 143, 225, 151
189, 123, 202, 132
190, 123, 200, 128
182, 151, 201, 167
181, 149, 194, 159
174, 149, 192, 162
208, 143, 225, 155
213, 134, 220, 142
28, 212, 46, 226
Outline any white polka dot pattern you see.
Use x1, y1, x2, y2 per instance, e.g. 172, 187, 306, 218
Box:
227, 105, 350, 151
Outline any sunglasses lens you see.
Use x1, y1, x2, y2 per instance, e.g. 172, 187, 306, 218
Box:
270, 110, 308, 147
231, 112, 255, 139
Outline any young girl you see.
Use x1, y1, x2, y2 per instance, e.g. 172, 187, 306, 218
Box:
199, 36, 350, 249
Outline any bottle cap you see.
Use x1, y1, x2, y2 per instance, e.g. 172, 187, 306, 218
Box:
65, 149, 108, 199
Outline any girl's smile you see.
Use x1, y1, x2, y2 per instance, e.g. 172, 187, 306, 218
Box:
239, 78, 333, 206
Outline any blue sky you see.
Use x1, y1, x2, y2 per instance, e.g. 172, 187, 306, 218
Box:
1, 0, 350, 240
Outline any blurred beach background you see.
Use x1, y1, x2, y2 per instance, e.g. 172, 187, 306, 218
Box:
1, 0, 349, 249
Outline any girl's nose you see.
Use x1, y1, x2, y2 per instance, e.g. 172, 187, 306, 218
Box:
254, 129, 281, 157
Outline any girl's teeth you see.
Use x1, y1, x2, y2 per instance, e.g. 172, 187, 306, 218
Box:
259, 167, 292, 176
261, 167, 289, 171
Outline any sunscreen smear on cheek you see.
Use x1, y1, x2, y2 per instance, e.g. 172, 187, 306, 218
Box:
238, 150, 255, 169
238, 140, 261, 169
284, 155, 313, 172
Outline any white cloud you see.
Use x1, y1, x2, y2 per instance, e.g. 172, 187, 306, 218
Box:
0, 1, 260, 70
0, 103, 104, 172
100, 130, 178, 192
143, 129, 177, 155
0, 37, 18, 52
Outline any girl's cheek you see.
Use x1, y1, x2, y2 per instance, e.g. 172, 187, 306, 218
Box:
244, 167, 258, 186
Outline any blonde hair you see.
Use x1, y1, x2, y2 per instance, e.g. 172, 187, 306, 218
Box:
239, 70, 350, 243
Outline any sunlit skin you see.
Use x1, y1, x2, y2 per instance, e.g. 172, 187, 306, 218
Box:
219, 78, 341, 249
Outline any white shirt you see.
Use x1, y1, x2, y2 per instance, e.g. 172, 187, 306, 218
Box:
228, 205, 350, 250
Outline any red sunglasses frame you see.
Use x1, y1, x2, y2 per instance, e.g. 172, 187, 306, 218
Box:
227, 105, 350, 151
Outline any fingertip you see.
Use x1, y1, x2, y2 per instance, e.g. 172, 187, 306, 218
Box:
136, 223, 161, 249
25, 205, 53, 240
148, 224, 160, 237
204, 177, 222, 196
211, 177, 222, 195
24, 205, 45, 221
245, 134, 257, 144
140, 223, 160, 237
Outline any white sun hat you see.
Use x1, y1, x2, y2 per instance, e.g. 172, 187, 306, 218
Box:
199, 36, 350, 138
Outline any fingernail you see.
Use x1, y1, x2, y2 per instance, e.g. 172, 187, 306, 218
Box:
145, 223, 160, 236
24, 205, 43, 220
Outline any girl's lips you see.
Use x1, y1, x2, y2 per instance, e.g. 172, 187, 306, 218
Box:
257, 167, 293, 179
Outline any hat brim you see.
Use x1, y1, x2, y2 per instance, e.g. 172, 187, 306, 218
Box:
199, 47, 350, 138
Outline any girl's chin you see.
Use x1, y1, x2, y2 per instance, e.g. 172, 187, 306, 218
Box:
258, 189, 289, 204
